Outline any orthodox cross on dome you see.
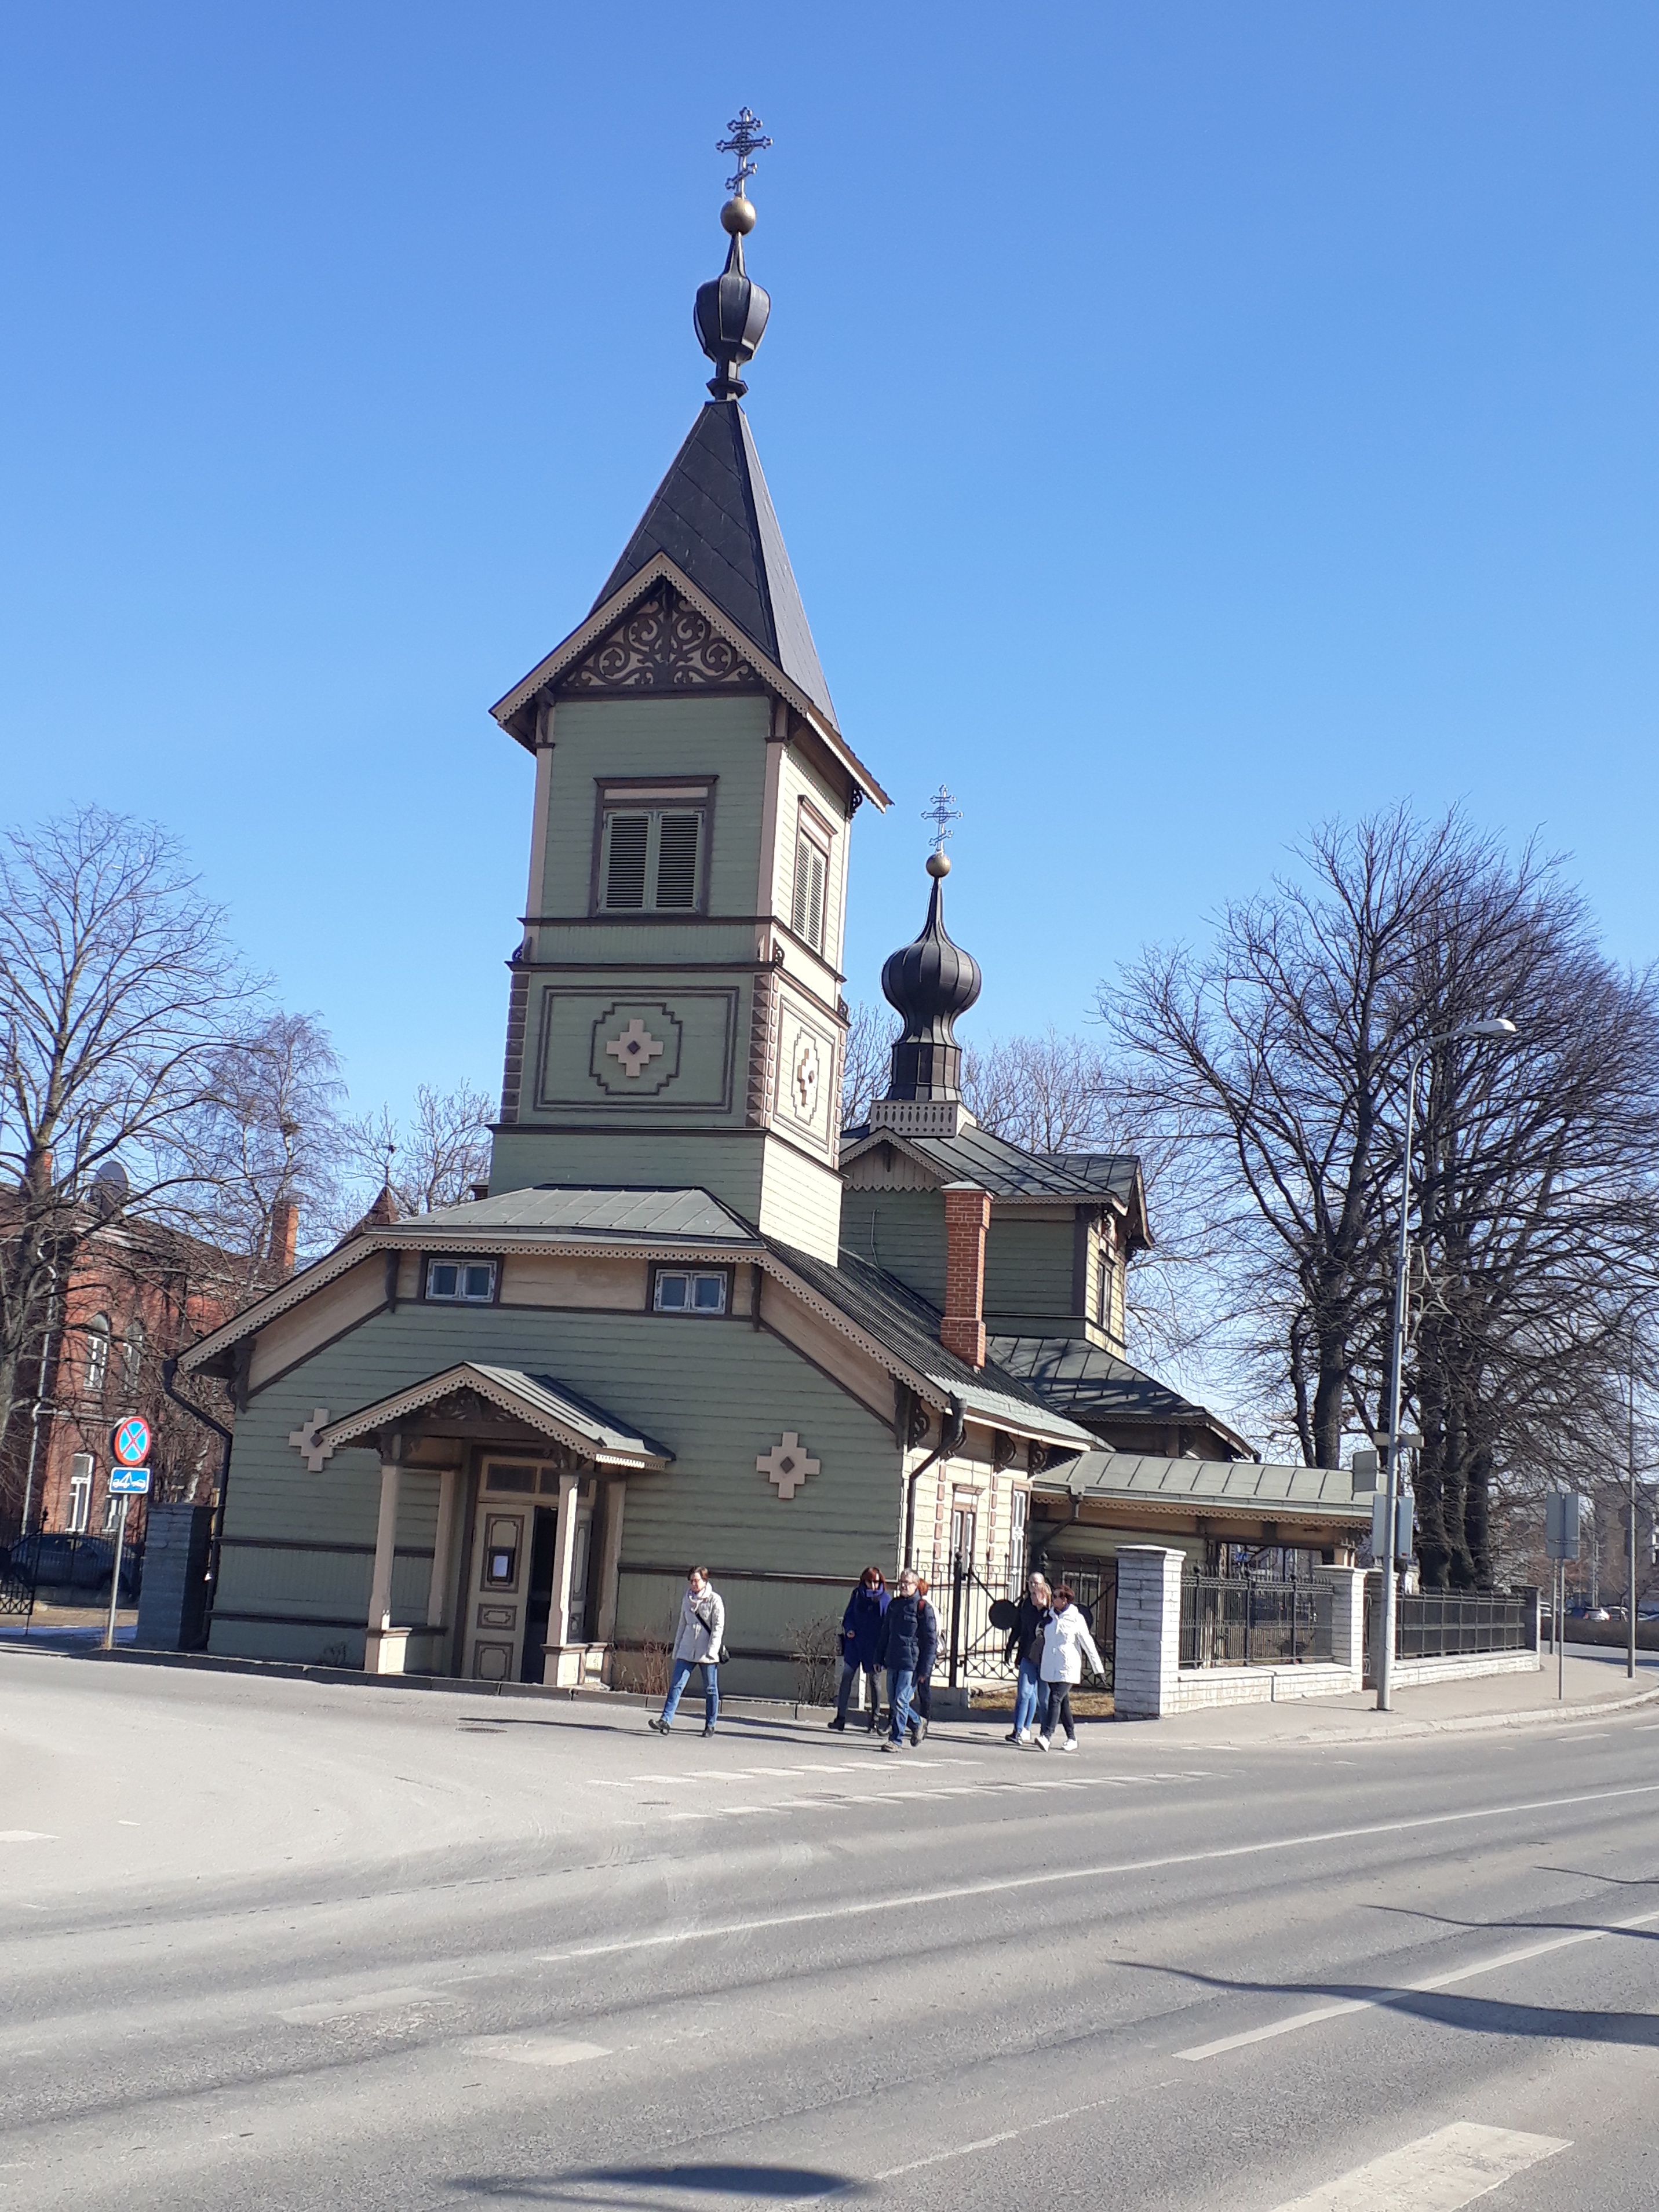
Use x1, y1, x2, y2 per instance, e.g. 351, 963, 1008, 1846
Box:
717, 108, 773, 196
921, 786, 962, 856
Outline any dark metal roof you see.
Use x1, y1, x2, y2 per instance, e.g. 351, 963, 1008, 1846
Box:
768, 1240, 1093, 1447
592, 403, 836, 728
841, 1122, 1142, 1206
988, 1335, 1252, 1455
399, 1186, 759, 1242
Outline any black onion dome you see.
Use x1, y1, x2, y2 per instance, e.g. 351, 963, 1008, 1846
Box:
880, 865, 982, 1103
695, 231, 771, 399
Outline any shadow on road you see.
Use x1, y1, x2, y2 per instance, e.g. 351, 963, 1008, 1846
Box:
1122, 1950, 1659, 2049
449, 2162, 858, 2204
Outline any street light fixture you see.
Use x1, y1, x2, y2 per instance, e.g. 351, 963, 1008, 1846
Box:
1376, 1017, 1519, 1713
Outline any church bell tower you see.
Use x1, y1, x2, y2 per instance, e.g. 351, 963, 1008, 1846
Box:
486, 118, 887, 1261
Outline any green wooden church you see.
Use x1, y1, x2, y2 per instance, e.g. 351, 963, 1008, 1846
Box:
178, 150, 1363, 1693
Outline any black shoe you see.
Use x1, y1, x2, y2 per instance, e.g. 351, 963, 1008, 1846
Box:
827, 1716, 847, 1731
915, 1717, 928, 1743
647, 1716, 669, 1734
702, 1723, 716, 1738
907, 1724, 920, 1746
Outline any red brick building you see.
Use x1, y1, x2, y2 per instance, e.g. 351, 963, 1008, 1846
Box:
2, 1198, 297, 1543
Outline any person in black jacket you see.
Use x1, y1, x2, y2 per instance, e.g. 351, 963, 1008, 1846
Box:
906, 1575, 940, 1745
874, 1568, 936, 1752
828, 1567, 889, 1732
1002, 1572, 1052, 1745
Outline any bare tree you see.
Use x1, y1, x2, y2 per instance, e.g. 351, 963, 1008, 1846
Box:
0, 809, 258, 1502
340, 1082, 494, 1224
1106, 805, 1659, 1587
962, 1027, 1242, 1375
190, 1012, 347, 1279
840, 1001, 895, 1130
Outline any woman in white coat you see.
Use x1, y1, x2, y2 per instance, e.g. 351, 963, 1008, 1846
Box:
648, 1567, 725, 1737
1036, 1583, 1104, 1753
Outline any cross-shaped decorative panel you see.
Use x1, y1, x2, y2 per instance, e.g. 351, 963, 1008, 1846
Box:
756, 1431, 819, 1501
287, 1409, 335, 1473
605, 1017, 666, 1077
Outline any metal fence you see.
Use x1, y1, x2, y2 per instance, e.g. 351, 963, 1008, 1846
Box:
1395, 1590, 1532, 1659
1179, 1575, 1334, 1670
0, 1531, 143, 1626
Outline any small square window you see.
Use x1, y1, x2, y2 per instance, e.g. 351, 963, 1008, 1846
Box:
652, 1269, 728, 1316
426, 1258, 497, 1304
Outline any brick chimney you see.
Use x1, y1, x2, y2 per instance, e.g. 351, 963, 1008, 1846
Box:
940, 1184, 991, 1370
268, 1198, 299, 1276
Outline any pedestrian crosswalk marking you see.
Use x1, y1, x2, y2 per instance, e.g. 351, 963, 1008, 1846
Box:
1263, 2123, 1567, 2211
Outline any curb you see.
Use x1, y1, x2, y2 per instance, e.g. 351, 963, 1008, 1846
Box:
0, 1637, 841, 1725
1176, 1678, 1659, 1749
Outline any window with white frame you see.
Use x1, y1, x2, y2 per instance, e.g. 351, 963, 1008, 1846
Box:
1007, 1488, 1030, 1597
597, 793, 708, 914
102, 1490, 123, 1534
83, 1315, 111, 1395
67, 1453, 93, 1534
791, 828, 828, 952
652, 1268, 729, 1317
424, 1258, 497, 1304
950, 1494, 979, 1565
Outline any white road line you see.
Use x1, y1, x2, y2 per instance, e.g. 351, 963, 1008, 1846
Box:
0, 1830, 55, 1844
279, 1986, 447, 2024
537, 1779, 1659, 1965
459, 2035, 610, 2068
1264, 2122, 1567, 2211
1177, 1903, 1659, 2060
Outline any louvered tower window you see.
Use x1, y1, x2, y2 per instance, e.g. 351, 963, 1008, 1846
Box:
792, 831, 827, 951
597, 802, 707, 913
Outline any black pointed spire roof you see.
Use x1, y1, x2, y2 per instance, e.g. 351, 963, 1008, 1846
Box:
880, 855, 983, 1103
592, 399, 836, 725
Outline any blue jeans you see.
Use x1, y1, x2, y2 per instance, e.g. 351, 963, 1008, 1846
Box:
661, 1657, 719, 1726
887, 1666, 923, 1743
1013, 1658, 1042, 1734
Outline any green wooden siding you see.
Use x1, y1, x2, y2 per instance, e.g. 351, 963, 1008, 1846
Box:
210, 1300, 902, 1676
539, 696, 771, 921
837, 1189, 946, 1305
983, 1214, 1084, 1328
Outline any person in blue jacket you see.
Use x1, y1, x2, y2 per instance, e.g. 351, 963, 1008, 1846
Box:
827, 1566, 889, 1732
874, 1567, 936, 1751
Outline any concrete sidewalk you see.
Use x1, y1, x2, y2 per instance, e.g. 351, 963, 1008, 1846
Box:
1151, 1638, 1659, 1749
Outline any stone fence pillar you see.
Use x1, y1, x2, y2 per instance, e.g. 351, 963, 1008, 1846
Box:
1314, 1565, 1367, 1684
1113, 1547, 1186, 1720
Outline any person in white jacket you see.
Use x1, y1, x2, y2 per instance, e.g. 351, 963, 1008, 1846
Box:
1036, 1583, 1104, 1753
648, 1567, 725, 1737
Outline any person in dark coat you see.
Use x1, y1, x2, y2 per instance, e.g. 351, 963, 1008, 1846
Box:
907, 1575, 940, 1746
1002, 1572, 1053, 1745
827, 1567, 889, 1732
874, 1568, 936, 1751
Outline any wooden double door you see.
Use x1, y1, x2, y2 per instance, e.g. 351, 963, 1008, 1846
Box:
462, 1462, 596, 1685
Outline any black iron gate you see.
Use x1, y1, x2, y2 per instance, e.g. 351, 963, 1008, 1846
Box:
942, 1553, 1115, 1693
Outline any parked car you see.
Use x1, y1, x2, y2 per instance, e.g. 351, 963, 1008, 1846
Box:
2, 1532, 141, 1603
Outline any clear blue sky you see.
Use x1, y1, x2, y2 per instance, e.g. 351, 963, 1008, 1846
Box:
2, 3, 1654, 1127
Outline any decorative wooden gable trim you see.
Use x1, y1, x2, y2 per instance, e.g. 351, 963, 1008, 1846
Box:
557, 581, 767, 697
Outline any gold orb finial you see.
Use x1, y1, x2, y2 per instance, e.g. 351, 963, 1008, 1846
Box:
721, 194, 756, 236
927, 851, 951, 879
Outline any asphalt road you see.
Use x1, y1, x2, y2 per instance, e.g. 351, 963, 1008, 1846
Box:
3, 1652, 1658, 2211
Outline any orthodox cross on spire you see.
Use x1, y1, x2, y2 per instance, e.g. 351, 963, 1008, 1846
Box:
921, 785, 962, 856
717, 108, 772, 196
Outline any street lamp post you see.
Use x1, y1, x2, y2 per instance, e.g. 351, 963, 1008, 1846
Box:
1376, 1018, 1518, 1714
